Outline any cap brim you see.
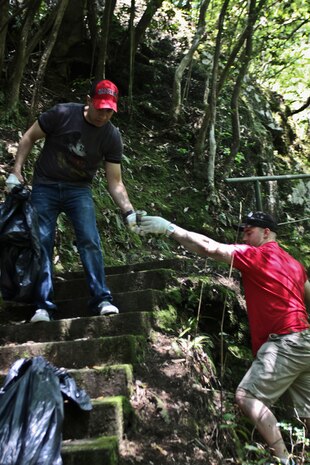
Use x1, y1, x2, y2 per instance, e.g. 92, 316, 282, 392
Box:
92, 99, 117, 112
233, 223, 245, 232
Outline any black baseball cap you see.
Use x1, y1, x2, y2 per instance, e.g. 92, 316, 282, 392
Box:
235, 211, 278, 232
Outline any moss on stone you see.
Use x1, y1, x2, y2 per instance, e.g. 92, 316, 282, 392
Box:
62, 436, 119, 465
153, 304, 178, 332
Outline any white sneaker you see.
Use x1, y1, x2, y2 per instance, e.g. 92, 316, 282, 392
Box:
30, 309, 51, 323
98, 301, 119, 316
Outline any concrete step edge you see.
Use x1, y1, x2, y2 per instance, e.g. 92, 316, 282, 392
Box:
54, 268, 178, 299
61, 436, 119, 465
0, 334, 147, 371
63, 395, 132, 440
0, 363, 134, 399
58, 256, 190, 279
0, 311, 154, 344
0, 289, 168, 322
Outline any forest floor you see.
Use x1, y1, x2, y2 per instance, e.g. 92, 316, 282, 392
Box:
119, 330, 246, 465
119, 328, 310, 465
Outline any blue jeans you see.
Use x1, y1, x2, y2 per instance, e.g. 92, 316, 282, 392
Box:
31, 183, 113, 315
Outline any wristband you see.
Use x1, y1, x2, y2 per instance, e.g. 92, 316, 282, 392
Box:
122, 210, 134, 219
122, 210, 135, 224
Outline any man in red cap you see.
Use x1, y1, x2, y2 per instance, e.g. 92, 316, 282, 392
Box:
6, 79, 140, 322
139, 211, 310, 465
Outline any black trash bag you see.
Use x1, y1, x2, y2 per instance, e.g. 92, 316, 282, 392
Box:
0, 356, 93, 465
54, 368, 93, 411
0, 185, 42, 302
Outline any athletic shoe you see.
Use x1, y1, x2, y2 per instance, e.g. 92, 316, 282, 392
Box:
30, 309, 51, 323
98, 301, 119, 316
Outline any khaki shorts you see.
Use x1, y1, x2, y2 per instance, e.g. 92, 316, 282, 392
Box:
237, 329, 310, 418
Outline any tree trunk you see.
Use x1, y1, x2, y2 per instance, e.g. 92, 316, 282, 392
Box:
194, 0, 230, 191
133, 0, 165, 55
170, 0, 211, 123
230, 0, 256, 164
0, 0, 9, 78
193, 74, 211, 161
128, 0, 136, 115
95, 0, 117, 79
207, 0, 230, 191
86, 0, 99, 79
29, 0, 70, 123
7, 0, 42, 110
26, 9, 58, 59
217, 0, 267, 95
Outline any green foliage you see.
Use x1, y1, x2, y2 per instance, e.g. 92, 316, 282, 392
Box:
216, 412, 310, 464
154, 305, 178, 332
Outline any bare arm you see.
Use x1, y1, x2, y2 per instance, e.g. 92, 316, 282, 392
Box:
170, 225, 235, 264
12, 121, 46, 182
105, 161, 134, 213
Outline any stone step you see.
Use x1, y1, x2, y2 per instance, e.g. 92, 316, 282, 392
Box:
0, 312, 153, 345
0, 334, 146, 372
63, 396, 132, 440
69, 364, 133, 399
0, 364, 133, 399
0, 289, 169, 323
54, 268, 177, 300
0, 259, 185, 465
61, 437, 119, 465
59, 257, 189, 280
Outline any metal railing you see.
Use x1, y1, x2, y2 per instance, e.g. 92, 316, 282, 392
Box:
225, 173, 310, 211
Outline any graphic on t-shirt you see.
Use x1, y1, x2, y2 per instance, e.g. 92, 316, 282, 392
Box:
60, 132, 88, 173
48, 132, 88, 179
66, 131, 86, 158
69, 140, 86, 157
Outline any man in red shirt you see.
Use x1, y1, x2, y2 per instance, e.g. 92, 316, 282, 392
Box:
140, 211, 310, 465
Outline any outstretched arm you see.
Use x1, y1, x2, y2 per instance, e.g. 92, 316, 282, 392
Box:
170, 224, 234, 264
140, 216, 235, 264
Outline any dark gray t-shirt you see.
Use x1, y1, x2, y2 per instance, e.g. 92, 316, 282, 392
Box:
33, 103, 123, 186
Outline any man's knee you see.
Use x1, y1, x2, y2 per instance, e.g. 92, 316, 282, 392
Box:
235, 388, 251, 408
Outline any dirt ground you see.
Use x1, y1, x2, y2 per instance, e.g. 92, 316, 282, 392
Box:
119, 331, 239, 465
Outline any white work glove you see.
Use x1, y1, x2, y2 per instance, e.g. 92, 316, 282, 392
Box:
5, 173, 22, 192
139, 216, 172, 235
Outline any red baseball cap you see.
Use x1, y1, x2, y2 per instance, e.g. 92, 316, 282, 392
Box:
90, 80, 118, 112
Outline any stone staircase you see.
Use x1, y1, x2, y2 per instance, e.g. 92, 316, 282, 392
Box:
0, 257, 188, 464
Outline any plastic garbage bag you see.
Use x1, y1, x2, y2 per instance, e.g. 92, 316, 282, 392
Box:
0, 356, 92, 465
0, 185, 42, 302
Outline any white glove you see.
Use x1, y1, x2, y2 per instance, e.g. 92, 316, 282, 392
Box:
6, 173, 21, 192
124, 210, 147, 233
125, 212, 137, 231
140, 216, 171, 235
